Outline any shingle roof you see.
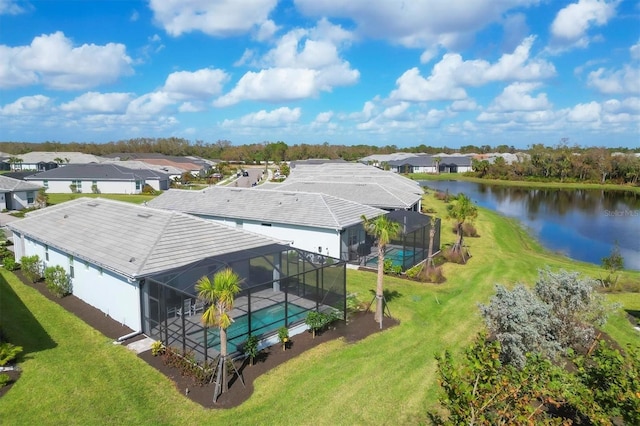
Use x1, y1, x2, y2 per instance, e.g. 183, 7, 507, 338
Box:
24, 164, 169, 181
0, 174, 42, 192
8, 198, 284, 279
148, 187, 386, 230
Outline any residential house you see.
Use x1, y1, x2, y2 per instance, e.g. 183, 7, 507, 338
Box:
3, 151, 106, 172
8, 198, 346, 359
147, 187, 387, 262
0, 175, 42, 211
24, 164, 170, 194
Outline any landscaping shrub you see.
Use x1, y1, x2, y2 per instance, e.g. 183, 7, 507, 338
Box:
305, 310, 339, 338
142, 184, 157, 195
0, 342, 23, 366
420, 265, 446, 284
43, 265, 72, 298
278, 326, 289, 351
405, 263, 423, 279
2, 257, 18, 271
151, 341, 165, 356
243, 335, 259, 366
160, 346, 214, 385
20, 255, 42, 283
451, 222, 479, 237
0, 373, 10, 387
346, 293, 366, 313
443, 247, 469, 264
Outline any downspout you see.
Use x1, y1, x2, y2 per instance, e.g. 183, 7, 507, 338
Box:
115, 330, 143, 343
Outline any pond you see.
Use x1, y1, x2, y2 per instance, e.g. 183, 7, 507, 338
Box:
419, 180, 640, 271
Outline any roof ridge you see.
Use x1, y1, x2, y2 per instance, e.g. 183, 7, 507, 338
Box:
132, 208, 176, 277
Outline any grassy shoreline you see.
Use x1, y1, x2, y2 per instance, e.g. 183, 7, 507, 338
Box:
410, 173, 640, 193
1, 194, 638, 425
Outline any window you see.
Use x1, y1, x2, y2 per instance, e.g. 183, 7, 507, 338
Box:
27, 192, 34, 204
135, 180, 141, 190
45, 245, 49, 262
43, 180, 48, 189
69, 255, 74, 279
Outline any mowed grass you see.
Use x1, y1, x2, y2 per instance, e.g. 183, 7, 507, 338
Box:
46, 192, 158, 205
1, 193, 638, 425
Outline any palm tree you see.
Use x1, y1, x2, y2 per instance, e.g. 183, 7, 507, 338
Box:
195, 268, 242, 394
446, 193, 478, 262
433, 156, 442, 174
426, 215, 438, 269
361, 214, 401, 327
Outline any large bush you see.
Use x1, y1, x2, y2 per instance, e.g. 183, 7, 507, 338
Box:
20, 255, 42, 283
479, 269, 614, 368
44, 265, 72, 297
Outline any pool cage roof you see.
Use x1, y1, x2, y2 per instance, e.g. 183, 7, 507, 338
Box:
143, 242, 347, 362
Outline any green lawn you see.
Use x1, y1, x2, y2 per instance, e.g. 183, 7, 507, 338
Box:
46, 192, 159, 205
1, 194, 638, 425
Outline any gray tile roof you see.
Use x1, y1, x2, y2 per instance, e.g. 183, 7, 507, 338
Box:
147, 187, 386, 230
24, 164, 169, 181
8, 198, 284, 279
0, 174, 42, 192
265, 181, 421, 210
4, 151, 106, 164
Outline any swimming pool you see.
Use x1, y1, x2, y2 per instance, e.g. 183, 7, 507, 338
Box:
366, 248, 415, 267
190, 302, 309, 352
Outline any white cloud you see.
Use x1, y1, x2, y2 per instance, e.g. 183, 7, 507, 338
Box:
550, 0, 618, 48
1, 95, 52, 115
450, 99, 478, 112
631, 40, 640, 60
215, 20, 359, 106
315, 111, 334, 123
126, 92, 174, 116
0, 32, 133, 90
566, 101, 602, 122
295, 0, 540, 50
163, 68, 230, 99
587, 65, 640, 95
220, 107, 301, 128
488, 82, 552, 112
148, 0, 278, 37
60, 92, 133, 113
0, 0, 27, 15
391, 36, 555, 102
255, 19, 279, 41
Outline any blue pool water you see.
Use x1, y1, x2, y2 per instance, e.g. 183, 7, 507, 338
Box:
367, 248, 415, 267
191, 303, 309, 351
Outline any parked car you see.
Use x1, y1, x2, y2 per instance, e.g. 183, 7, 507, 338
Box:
242, 171, 249, 177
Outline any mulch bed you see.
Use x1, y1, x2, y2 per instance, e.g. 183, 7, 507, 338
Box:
5, 271, 398, 408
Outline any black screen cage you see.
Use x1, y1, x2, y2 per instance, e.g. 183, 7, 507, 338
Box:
141, 244, 347, 362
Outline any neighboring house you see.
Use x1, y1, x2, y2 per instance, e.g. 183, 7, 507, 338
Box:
3, 151, 106, 171
147, 187, 388, 261
387, 155, 473, 174
8, 197, 346, 359
0, 175, 42, 211
103, 153, 214, 178
262, 161, 423, 211
100, 159, 186, 180
24, 164, 170, 193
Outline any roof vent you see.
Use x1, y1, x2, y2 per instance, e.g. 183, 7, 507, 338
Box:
63, 214, 68, 218
137, 213, 152, 218
129, 257, 136, 263
87, 202, 98, 207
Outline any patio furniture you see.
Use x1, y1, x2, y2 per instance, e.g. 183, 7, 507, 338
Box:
176, 298, 192, 317
191, 299, 205, 316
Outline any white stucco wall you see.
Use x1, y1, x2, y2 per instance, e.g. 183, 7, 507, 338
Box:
199, 215, 342, 259
18, 236, 142, 331
30, 179, 143, 194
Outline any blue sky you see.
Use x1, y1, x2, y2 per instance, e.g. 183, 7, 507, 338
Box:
0, 0, 638, 149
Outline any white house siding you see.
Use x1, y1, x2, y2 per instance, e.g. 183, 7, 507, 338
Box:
34, 179, 143, 194
200, 215, 341, 259
18, 236, 141, 331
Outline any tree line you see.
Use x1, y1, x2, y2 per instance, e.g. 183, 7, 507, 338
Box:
1, 139, 638, 184
471, 144, 640, 184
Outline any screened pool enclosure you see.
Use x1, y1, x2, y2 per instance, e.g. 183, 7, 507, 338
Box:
363, 211, 441, 271
141, 243, 346, 361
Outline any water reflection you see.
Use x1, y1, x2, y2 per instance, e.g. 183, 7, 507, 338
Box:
420, 180, 640, 270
